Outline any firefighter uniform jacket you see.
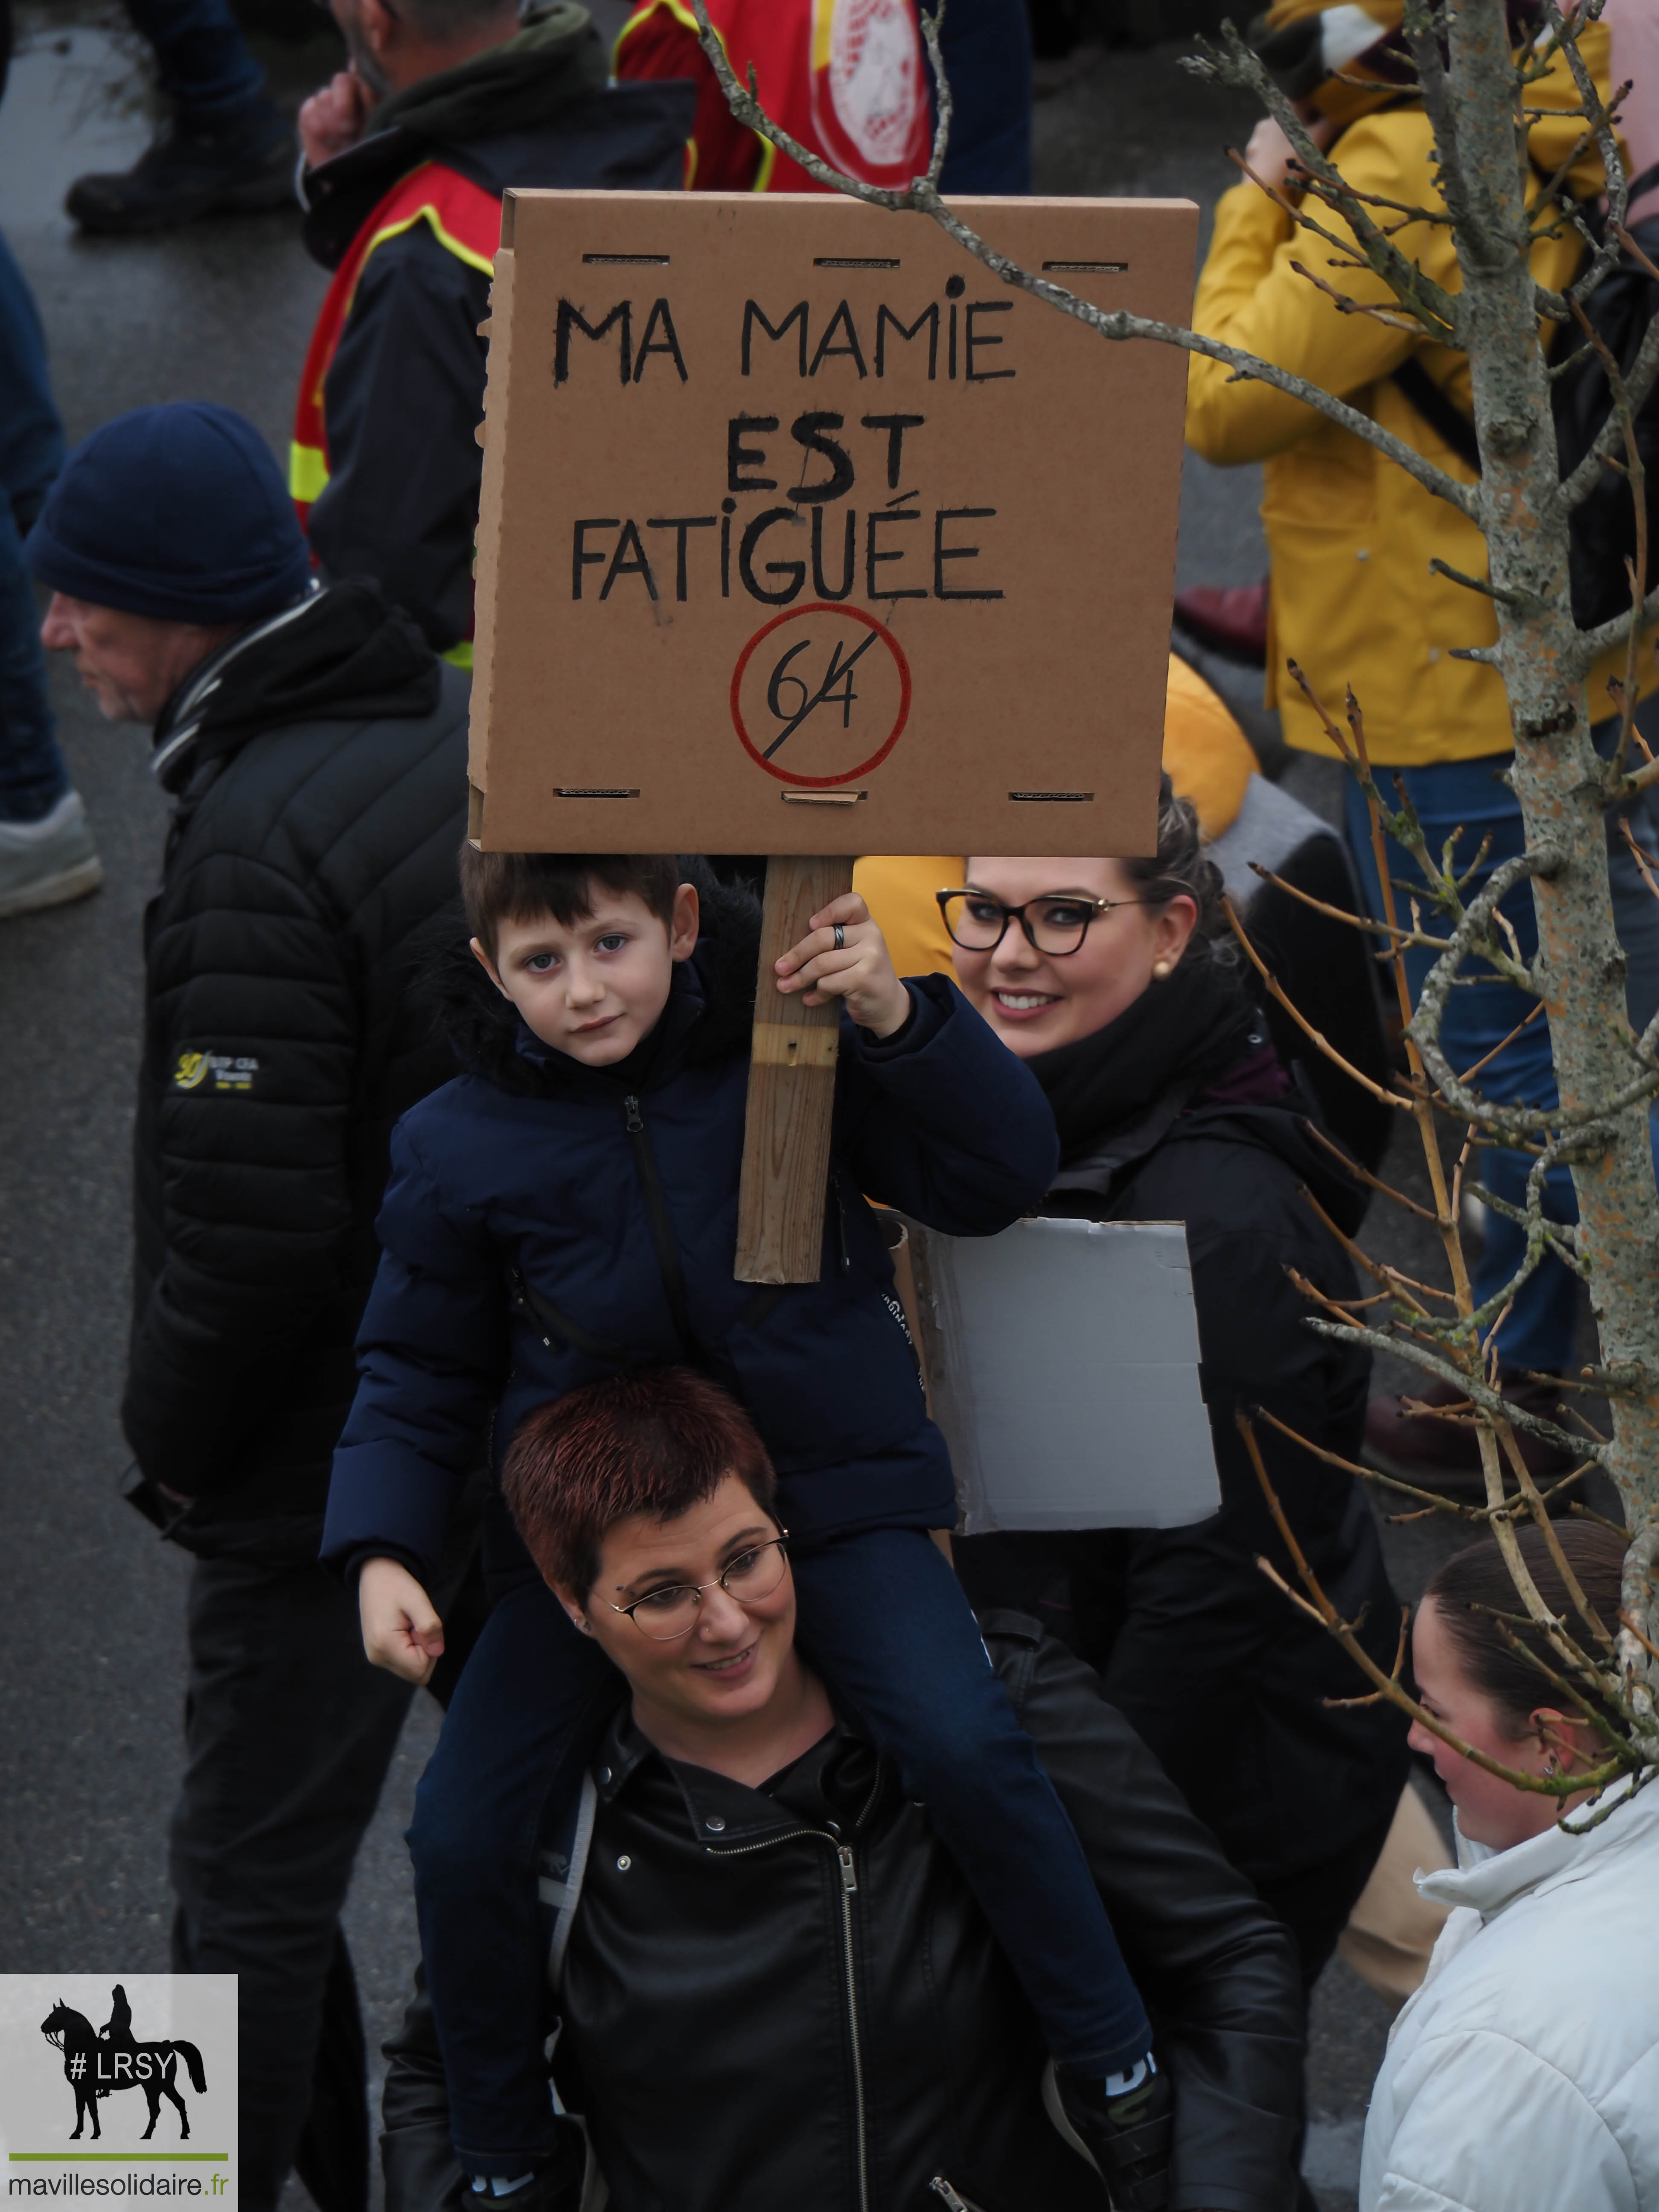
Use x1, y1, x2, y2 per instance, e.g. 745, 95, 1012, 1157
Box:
292, 4, 693, 660
615, 0, 932, 194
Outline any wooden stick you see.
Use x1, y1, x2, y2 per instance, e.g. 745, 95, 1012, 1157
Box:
735, 856, 855, 1283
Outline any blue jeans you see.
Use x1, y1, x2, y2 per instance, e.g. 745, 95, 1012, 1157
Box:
409, 1531, 1151, 2171
122, 0, 274, 127
1342, 704, 1659, 1375
0, 233, 68, 825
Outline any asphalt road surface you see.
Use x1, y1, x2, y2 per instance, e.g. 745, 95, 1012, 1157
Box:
0, 15, 1487, 2211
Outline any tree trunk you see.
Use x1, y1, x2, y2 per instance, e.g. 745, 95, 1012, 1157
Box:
1441, 0, 1659, 1533
684, 0, 1659, 1687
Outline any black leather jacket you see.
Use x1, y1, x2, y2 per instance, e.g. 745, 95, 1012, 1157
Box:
383, 1617, 1303, 2212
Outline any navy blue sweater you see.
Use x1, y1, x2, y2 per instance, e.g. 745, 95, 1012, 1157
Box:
322, 886, 1058, 1576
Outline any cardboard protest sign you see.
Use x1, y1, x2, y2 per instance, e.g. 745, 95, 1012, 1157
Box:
469, 189, 1197, 857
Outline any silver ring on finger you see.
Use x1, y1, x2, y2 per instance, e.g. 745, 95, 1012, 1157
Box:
832, 924, 846, 950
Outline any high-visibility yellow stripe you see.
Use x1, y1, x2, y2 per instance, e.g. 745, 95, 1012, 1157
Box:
614, 0, 783, 193
309, 195, 499, 438
322, 172, 501, 349
363, 202, 497, 281
289, 441, 330, 505
811, 0, 832, 76
613, 0, 704, 63
442, 639, 474, 670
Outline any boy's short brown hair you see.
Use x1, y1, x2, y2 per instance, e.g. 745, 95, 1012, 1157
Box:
460, 849, 683, 957
502, 1366, 778, 1594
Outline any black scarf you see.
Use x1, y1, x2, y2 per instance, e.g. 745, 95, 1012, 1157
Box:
1027, 956, 1261, 1167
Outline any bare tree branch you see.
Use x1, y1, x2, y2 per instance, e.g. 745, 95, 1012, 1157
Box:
682, 0, 1479, 518
1573, 575, 1659, 668
1557, 232, 1659, 521
1308, 1319, 1605, 1464
1541, 0, 1629, 298
1190, 20, 1464, 344
690, 0, 1659, 1756
1240, 1416, 1638, 1787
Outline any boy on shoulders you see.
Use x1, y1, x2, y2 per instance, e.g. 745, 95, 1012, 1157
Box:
324, 853, 1174, 2210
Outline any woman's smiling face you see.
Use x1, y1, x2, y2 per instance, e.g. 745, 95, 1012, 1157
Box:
561, 1475, 797, 1733
951, 856, 1199, 1057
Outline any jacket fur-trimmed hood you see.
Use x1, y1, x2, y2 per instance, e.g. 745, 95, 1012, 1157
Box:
414, 863, 763, 1095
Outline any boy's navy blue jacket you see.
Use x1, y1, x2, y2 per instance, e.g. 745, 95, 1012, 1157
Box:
322, 880, 1059, 1577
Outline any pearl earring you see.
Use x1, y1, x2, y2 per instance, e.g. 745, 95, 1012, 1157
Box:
1152, 958, 1173, 981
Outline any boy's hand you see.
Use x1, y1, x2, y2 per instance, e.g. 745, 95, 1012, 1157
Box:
358, 1557, 445, 1684
775, 892, 911, 1038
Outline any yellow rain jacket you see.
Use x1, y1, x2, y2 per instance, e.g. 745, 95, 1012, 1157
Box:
1185, 20, 1643, 764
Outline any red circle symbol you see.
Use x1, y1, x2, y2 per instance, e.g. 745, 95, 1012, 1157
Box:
730, 602, 912, 787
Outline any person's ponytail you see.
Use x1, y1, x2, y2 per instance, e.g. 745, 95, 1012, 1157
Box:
1426, 1521, 1627, 1735
1119, 774, 1237, 971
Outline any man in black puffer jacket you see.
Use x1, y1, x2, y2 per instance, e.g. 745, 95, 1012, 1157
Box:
29, 403, 476, 2212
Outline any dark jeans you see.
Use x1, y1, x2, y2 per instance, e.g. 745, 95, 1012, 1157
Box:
0, 231, 67, 824
1343, 697, 1659, 1375
410, 1527, 1153, 2174
407, 1580, 621, 2174
169, 1540, 484, 2212
122, 0, 274, 126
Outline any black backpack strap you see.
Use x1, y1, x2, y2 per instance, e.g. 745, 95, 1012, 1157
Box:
736, 1284, 786, 1331
541, 1772, 600, 1992
516, 1265, 784, 1365
511, 1267, 655, 1366
621, 1095, 705, 1362
512, 1080, 797, 1382
1391, 354, 1482, 474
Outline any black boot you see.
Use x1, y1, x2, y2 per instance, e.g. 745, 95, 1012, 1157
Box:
66, 113, 295, 234
1054, 2055, 1174, 2211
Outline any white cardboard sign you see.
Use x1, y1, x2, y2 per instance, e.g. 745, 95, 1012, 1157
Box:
906, 1214, 1221, 1534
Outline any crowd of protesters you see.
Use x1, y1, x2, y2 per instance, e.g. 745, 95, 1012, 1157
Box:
6, 1, 1659, 2211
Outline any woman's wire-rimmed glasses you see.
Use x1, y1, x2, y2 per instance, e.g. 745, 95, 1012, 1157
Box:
608, 1534, 791, 1642
935, 888, 1147, 958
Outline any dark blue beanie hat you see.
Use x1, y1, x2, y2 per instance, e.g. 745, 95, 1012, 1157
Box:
26, 402, 314, 624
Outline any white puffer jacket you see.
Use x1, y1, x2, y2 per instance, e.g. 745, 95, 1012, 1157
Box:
1360, 1776, 1659, 2212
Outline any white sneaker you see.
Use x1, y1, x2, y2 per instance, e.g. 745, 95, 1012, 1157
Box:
0, 790, 105, 917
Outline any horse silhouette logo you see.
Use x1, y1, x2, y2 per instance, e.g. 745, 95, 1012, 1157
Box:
40, 1986, 207, 2142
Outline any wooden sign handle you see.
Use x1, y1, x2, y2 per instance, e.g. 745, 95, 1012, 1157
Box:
734, 855, 856, 1284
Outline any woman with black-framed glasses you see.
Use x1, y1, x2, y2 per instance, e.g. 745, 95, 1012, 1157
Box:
936, 886, 1150, 960
941, 777, 1412, 2125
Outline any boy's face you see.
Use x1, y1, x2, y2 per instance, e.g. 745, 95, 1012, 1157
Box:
473, 882, 699, 1066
